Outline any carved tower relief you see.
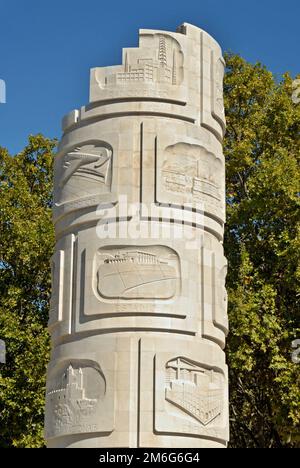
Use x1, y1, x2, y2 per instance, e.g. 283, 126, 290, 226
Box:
45, 23, 229, 448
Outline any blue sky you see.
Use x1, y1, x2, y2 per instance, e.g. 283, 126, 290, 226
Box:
0, 0, 299, 155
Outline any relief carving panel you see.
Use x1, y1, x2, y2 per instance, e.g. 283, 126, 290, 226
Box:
95, 245, 180, 301
154, 349, 228, 440
165, 357, 222, 426
45, 360, 113, 438
157, 142, 224, 221
97, 34, 184, 89
55, 143, 112, 206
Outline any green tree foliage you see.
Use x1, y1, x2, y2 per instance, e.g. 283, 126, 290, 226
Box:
224, 54, 300, 447
0, 56, 299, 448
0, 135, 56, 447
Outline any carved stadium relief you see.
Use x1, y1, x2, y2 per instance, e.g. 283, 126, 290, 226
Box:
95, 246, 180, 300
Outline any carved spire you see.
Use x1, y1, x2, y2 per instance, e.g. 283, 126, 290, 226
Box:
124, 52, 129, 72
172, 49, 177, 85
158, 35, 167, 67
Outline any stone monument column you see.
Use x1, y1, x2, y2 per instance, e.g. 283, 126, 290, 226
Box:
45, 23, 229, 448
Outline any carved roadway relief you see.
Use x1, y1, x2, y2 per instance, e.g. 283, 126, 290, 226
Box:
156, 142, 224, 221
45, 360, 112, 438
55, 143, 112, 205
165, 357, 223, 426
95, 245, 180, 300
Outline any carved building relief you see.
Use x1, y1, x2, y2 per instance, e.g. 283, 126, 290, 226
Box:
45, 361, 107, 438
162, 144, 221, 200
157, 142, 224, 220
98, 34, 184, 89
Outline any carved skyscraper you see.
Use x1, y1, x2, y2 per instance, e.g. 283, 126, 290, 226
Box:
45, 23, 229, 448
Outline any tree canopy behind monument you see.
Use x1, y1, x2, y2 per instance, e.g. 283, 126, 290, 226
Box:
0, 136, 55, 447
224, 54, 300, 447
0, 55, 299, 448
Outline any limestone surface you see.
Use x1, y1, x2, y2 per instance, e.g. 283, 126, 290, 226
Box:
45, 23, 229, 448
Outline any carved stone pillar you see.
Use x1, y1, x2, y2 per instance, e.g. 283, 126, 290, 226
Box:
45, 23, 229, 448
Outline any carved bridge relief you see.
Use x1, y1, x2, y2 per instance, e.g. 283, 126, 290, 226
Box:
45, 360, 111, 438
55, 143, 113, 206
94, 33, 184, 94
95, 245, 180, 301
165, 357, 223, 427
157, 142, 224, 221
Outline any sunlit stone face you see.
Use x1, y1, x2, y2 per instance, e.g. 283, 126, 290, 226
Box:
45, 23, 228, 448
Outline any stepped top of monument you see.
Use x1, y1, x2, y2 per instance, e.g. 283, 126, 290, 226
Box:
60, 22, 225, 145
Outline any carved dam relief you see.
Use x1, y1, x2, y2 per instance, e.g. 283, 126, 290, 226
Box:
55, 143, 112, 205
95, 246, 180, 300
165, 357, 223, 426
45, 361, 106, 437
